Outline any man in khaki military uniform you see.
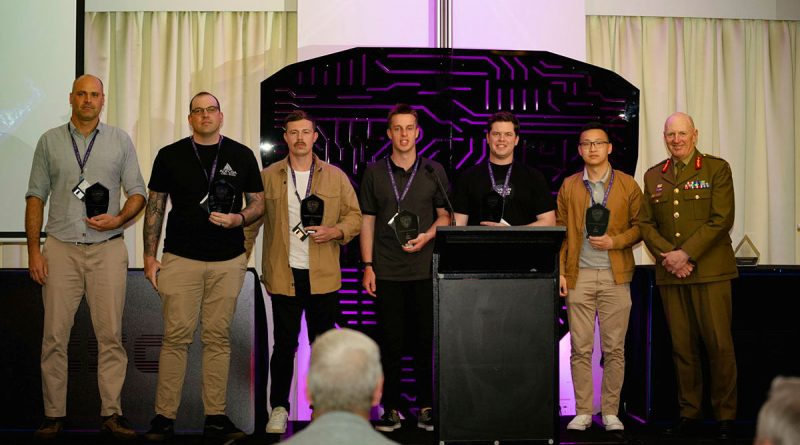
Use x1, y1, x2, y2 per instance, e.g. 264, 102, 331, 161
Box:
640, 112, 738, 440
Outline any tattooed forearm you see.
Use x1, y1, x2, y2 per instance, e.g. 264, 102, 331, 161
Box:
240, 191, 264, 226
143, 191, 167, 257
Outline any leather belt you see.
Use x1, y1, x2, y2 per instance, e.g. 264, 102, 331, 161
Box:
75, 233, 123, 246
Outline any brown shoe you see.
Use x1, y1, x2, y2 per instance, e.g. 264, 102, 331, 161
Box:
34, 417, 64, 440
102, 413, 137, 440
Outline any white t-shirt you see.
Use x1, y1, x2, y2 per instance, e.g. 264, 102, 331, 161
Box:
288, 169, 310, 269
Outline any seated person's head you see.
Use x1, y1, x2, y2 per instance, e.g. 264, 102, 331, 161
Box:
307, 328, 383, 418
755, 376, 800, 445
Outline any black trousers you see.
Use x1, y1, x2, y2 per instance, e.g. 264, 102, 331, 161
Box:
268, 268, 338, 412
375, 278, 434, 410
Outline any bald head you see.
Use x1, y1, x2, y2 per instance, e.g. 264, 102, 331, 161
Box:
72, 74, 104, 94
664, 112, 695, 132
69, 75, 105, 126
663, 112, 698, 161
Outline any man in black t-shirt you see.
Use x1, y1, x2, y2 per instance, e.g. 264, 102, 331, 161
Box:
142, 92, 264, 442
453, 111, 555, 226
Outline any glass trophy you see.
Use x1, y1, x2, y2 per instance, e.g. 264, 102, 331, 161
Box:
85, 182, 109, 218
734, 234, 760, 266
207, 178, 236, 214
390, 209, 419, 246
585, 203, 610, 236
480, 191, 503, 223
301, 194, 325, 227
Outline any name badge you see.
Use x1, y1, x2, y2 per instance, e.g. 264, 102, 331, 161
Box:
72, 179, 91, 201
292, 222, 309, 241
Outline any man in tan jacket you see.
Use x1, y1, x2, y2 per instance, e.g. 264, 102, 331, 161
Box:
640, 112, 738, 440
557, 122, 642, 433
255, 110, 361, 434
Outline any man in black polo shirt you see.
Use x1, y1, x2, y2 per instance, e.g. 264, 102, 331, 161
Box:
359, 103, 450, 432
453, 111, 555, 226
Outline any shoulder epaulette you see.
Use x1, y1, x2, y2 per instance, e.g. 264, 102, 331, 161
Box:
701, 152, 723, 161
646, 158, 669, 173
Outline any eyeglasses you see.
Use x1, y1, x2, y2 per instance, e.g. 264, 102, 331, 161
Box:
190, 106, 220, 115
578, 141, 609, 149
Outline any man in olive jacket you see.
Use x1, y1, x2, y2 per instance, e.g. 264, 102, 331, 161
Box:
640, 112, 738, 440
250, 110, 362, 434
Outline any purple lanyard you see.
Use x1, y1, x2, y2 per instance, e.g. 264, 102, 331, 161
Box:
288, 157, 316, 203
583, 168, 615, 207
68, 125, 99, 178
487, 162, 513, 197
386, 157, 419, 212
190, 135, 224, 188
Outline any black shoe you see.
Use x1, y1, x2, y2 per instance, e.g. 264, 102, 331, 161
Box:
101, 413, 137, 440
716, 420, 734, 440
144, 414, 174, 441
375, 409, 401, 432
204, 415, 247, 441
664, 417, 701, 437
417, 407, 434, 432
34, 417, 64, 440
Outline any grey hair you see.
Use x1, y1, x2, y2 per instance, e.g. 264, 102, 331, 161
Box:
755, 376, 800, 445
307, 328, 382, 415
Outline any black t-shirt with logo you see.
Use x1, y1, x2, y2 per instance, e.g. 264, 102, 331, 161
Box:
149, 136, 263, 262
452, 160, 555, 226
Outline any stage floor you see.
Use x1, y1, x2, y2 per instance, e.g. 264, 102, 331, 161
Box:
0, 416, 755, 444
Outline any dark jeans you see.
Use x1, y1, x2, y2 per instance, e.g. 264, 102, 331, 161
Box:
375, 278, 434, 410
268, 268, 338, 412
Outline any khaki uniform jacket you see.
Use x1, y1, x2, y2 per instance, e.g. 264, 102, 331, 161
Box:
639, 150, 738, 285
252, 155, 362, 296
557, 168, 643, 289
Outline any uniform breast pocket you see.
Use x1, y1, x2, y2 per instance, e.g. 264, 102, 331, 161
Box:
650, 195, 670, 218
685, 188, 712, 220
316, 190, 341, 226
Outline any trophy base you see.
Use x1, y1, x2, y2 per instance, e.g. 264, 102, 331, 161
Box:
736, 257, 759, 267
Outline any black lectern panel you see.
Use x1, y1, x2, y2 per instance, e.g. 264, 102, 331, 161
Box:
433, 227, 564, 443
439, 278, 555, 441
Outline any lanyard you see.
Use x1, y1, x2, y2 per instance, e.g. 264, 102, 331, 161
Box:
68, 125, 99, 178
288, 157, 316, 204
487, 161, 513, 197
190, 135, 223, 189
583, 168, 615, 207
386, 157, 419, 212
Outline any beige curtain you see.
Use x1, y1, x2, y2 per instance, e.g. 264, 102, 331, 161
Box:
83, 11, 297, 266
587, 16, 800, 264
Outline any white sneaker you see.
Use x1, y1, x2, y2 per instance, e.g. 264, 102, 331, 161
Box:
566, 414, 593, 431
266, 406, 288, 434
602, 414, 624, 431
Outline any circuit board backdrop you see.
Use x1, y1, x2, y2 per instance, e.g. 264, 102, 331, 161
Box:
259, 47, 639, 414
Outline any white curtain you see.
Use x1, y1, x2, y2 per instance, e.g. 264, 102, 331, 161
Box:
83, 11, 297, 266
587, 16, 800, 264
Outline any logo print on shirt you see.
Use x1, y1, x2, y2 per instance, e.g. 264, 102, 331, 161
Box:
219, 163, 237, 177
